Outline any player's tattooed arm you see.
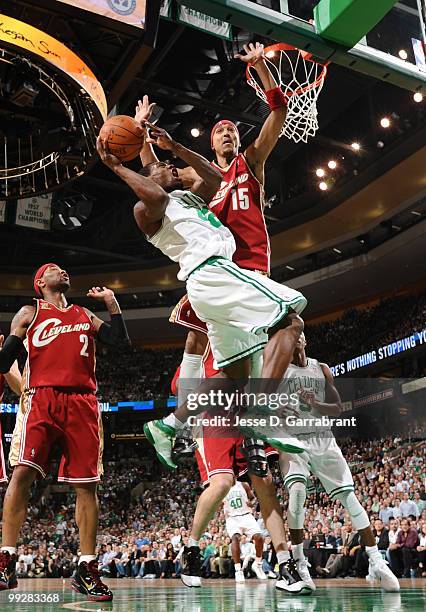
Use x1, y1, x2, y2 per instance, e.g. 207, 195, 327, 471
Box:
0, 305, 34, 374
298, 363, 342, 417
85, 288, 130, 346
236, 43, 287, 184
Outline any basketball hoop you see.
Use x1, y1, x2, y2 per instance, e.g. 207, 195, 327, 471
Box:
246, 43, 329, 144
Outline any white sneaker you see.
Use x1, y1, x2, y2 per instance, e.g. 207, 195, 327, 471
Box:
369, 557, 400, 592
268, 570, 277, 579
143, 420, 176, 469
235, 569, 245, 583
296, 559, 316, 592
252, 562, 267, 580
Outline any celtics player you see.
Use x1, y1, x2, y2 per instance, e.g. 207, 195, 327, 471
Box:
97, 125, 308, 589
223, 481, 267, 582
278, 332, 400, 592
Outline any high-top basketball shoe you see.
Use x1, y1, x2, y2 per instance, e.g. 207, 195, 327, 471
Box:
0, 551, 17, 590
71, 560, 113, 601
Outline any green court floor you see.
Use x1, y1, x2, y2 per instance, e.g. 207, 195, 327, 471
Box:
0, 578, 424, 611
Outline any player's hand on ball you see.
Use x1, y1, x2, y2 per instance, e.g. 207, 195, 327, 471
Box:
96, 137, 121, 168
87, 286, 115, 302
234, 42, 265, 65
134, 95, 156, 126
143, 121, 174, 151
298, 389, 316, 407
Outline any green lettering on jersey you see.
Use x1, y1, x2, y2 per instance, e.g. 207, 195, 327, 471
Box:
197, 207, 223, 228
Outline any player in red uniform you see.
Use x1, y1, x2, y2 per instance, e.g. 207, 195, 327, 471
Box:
0, 335, 22, 484
0, 263, 129, 601
134, 45, 306, 591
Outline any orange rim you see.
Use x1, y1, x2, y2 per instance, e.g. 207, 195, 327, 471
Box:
246, 42, 329, 98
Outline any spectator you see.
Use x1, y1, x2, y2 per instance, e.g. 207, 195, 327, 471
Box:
388, 518, 419, 578
400, 493, 420, 519
417, 522, 426, 578
316, 523, 360, 578
379, 500, 394, 525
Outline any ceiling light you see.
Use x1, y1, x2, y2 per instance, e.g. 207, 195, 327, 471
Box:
316, 168, 325, 177
319, 181, 328, 191
398, 49, 408, 60
351, 142, 361, 151
380, 117, 390, 128
327, 160, 337, 169
413, 92, 423, 103
333, 247, 342, 254
286, 265, 295, 271
391, 225, 401, 230
191, 128, 200, 137
411, 210, 421, 216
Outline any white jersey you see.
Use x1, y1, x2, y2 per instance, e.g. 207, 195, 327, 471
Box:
223, 482, 251, 518
279, 357, 328, 435
148, 189, 236, 281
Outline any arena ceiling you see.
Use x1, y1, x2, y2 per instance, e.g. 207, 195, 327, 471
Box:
0, 0, 425, 291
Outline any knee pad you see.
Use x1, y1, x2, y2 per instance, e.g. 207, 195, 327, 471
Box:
338, 490, 370, 531
287, 481, 306, 530
242, 438, 268, 478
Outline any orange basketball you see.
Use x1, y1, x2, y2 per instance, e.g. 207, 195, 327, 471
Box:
99, 115, 145, 162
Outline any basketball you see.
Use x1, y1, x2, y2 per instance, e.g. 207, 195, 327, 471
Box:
99, 115, 145, 162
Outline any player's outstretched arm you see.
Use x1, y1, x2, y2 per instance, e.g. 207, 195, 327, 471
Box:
85, 287, 130, 347
144, 121, 221, 203
4, 361, 22, 396
235, 42, 287, 183
0, 305, 34, 374
299, 363, 342, 417
134, 96, 160, 167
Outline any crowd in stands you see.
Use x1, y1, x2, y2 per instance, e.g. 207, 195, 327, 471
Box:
1, 434, 425, 581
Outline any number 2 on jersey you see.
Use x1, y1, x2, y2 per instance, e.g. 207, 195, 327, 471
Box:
231, 187, 249, 210
80, 334, 89, 357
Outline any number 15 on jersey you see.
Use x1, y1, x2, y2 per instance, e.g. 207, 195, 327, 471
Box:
231, 188, 250, 210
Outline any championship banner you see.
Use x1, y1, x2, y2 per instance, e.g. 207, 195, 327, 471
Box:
0, 14, 107, 120
178, 4, 232, 40
55, 0, 146, 29
0, 201, 5, 223
16, 194, 52, 231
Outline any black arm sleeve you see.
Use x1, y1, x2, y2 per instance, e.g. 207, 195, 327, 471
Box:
96, 314, 130, 347
0, 335, 24, 373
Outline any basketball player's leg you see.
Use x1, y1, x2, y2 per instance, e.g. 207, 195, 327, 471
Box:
1, 465, 38, 548
231, 533, 242, 566
312, 438, 399, 591
190, 473, 234, 542
73, 482, 99, 556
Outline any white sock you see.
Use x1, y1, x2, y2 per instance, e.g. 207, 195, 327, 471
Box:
180, 353, 203, 379
292, 543, 304, 561
255, 557, 262, 564
162, 413, 185, 430
1, 547, 16, 556
235, 563, 241, 571
366, 545, 381, 561
79, 555, 96, 565
188, 537, 199, 548
277, 550, 290, 565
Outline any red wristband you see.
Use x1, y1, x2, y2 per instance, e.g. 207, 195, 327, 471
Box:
265, 87, 287, 110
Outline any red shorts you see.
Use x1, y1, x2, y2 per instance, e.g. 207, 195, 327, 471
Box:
170, 294, 207, 334
195, 419, 278, 485
0, 421, 7, 483
9, 388, 103, 483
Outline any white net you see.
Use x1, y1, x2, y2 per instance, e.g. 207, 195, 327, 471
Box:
247, 46, 328, 144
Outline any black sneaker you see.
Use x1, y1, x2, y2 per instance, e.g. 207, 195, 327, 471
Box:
180, 546, 202, 587
71, 560, 113, 601
171, 430, 198, 465
276, 558, 311, 594
0, 552, 17, 590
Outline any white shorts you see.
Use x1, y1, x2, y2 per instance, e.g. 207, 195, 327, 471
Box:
279, 435, 354, 499
187, 257, 307, 369
226, 513, 261, 539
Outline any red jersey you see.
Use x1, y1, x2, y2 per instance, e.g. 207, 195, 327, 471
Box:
25, 300, 96, 391
209, 153, 270, 274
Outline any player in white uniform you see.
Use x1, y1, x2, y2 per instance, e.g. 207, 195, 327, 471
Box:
97, 127, 308, 590
223, 481, 266, 582
278, 333, 400, 592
